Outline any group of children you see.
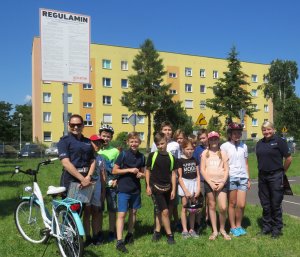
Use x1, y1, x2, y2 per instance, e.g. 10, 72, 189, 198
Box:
83, 121, 250, 253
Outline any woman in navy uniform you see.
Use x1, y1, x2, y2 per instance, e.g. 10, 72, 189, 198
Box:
58, 114, 95, 190
255, 121, 292, 238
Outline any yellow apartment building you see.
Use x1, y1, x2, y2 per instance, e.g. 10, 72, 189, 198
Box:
32, 37, 272, 148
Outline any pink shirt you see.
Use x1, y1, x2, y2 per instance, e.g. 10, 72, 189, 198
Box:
202, 150, 228, 182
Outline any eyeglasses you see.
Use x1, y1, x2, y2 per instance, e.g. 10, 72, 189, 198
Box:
69, 123, 83, 128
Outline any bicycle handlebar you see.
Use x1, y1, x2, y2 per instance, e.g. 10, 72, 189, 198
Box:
12, 158, 59, 177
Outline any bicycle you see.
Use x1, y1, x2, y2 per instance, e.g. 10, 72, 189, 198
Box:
13, 158, 84, 257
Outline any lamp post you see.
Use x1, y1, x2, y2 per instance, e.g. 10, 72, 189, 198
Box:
18, 113, 23, 151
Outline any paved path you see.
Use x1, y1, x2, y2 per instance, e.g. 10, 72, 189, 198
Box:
247, 177, 300, 218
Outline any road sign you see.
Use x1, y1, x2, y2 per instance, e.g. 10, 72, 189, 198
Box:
128, 114, 137, 126
195, 113, 207, 126
282, 126, 288, 133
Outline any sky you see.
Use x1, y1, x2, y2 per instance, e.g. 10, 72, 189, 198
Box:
1, 0, 300, 106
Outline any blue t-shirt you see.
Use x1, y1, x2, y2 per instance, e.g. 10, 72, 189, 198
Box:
193, 145, 206, 181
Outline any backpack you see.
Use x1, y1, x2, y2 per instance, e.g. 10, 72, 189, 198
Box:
151, 151, 174, 171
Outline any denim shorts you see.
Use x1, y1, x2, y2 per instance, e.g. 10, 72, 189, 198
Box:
118, 192, 141, 212
229, 177, 248, 191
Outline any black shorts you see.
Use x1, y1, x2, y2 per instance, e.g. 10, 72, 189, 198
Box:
151, 189, 171, 213
204, 181, 228, 193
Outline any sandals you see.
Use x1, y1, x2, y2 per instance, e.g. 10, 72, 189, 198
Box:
219, 230, 232, 240
209, 232, 218, 241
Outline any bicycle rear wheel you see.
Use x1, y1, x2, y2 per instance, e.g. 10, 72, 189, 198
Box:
14, 199, 48, 244
56, 206, 83, 257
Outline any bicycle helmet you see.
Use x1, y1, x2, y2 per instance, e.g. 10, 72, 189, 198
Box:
99, 124, 114, 135
227, 122, 243, 133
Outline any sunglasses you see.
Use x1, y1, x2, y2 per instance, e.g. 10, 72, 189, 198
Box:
69, 123, 83, 128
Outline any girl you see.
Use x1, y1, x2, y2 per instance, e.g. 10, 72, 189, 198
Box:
173, 129, 186, 157
178, 139, 201, 238
201, 131, 230, 240
221, 123, 250, 237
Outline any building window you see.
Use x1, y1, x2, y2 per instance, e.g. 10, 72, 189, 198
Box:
251, 89, 258, 97
83, 102, 93, 108
84, 120, 93, 126
185, 99, 193, 109
62, 112, 72, 122
200, 69, 206, 78
137, 115, 145, 124
103, 96, 112, 105
61, 93, 72, 104
122, 114, 129, 124
43, 92, 51, 103
213, 70, 219, 79
121, 60, 128, 71
252, 118, 258, 126
121, 79, 128, 89
43, 131, 52, 141
251, 74, 258, 82
83, 83, 92, 90
200, 85, 206, 93
169, 89, 177, 95
200, 100, 206, 109
252, 104, 258, 110
185, 84, 192, 92
103, 77, 112, 87
43, 112, 51, 122
103, 114, 112, 123
185, 67, 192, 77
169, 72, 177, 78
264, 104, 269, 112
137, 132, 145, 141
102, 59, 112, 69
121, 96, 126, 105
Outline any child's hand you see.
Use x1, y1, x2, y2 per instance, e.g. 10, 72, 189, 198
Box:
185, 191, 192, 198
130, 168, 139, 174
216, 181, 225, 191
111, 179, 117, 188
136, 172, 144, 179
146, 186, 152, 196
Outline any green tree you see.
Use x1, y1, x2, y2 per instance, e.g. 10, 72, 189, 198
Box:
207, 116, 222, 133
121, 39, 171, 151
154, 96, 193, 136
11, 104, 32, 143
206, 46, 255, 123
0, 101, 14, 142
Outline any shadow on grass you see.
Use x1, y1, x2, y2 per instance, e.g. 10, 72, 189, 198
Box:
133, 220, 154, 239
84, 249, 102, 257
0, 196, 19, 217
0, 179, 28, 188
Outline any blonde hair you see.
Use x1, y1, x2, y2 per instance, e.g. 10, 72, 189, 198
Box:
206, 140, 222, 160
261, 121, 274, 130
127, 132, 141, 143
173, 129, 186, 140
181, 139, 194, 149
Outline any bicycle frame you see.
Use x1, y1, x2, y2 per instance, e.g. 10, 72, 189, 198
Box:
21, 181, 85, 237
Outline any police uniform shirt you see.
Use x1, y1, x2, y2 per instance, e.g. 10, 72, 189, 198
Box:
256, 135, 291, 172
57, 133, 94, 168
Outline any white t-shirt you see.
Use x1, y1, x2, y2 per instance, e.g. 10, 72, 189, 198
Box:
220, 141, 248, 178
151, 140, 180, 158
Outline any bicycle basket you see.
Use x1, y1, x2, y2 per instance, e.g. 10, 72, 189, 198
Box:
67, 182, 95, 203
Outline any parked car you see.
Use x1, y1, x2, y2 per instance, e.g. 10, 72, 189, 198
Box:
45, 142, 58, 156
0, 144, 18, 158
18, 144, 45, 158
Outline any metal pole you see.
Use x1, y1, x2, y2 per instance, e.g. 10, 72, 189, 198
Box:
18, 113, 23, 151
63, 83, 69, 136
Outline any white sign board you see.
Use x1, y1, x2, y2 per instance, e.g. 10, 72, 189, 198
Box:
40, 8, 90, 83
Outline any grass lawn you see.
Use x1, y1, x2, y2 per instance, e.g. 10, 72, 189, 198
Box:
0, 156, 299, 257
291, 184, 300, 196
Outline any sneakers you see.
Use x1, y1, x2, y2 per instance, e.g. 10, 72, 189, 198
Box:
182, 231, 191, 239
108, 231, 116, 243
230, 228, 241, 237
237, 227, 247, 236
152, 231, 161, 242
167, 234, 175, 244
189, 230, 199, 238
116, 240, 128, 253
124, 232, 134, 245
84, 236, 94, 247
92, 231, 104, 245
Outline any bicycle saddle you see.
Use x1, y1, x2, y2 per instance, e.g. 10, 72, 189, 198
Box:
47, 186, 66, 195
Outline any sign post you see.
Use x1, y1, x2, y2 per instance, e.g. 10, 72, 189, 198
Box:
128, 114, 137, 131
239, 109, 246, 127
40, 9, 90, 135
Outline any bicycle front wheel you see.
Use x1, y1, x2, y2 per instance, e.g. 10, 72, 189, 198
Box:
14, 199, 48, 244
56, 206, 83, 257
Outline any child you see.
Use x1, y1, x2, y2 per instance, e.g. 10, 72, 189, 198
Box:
146, 132, 177, 244
178, 139, 201, 239
200, 131, 230, 241
98, 124, 120, 242
173, 129, 186, 157
221, 123, 250, 237
112, 132, 145, 253
84, 135, 106, 246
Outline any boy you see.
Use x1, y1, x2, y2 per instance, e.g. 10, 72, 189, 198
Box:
146, 132, 177, 244
84, 135, 106, 246
98, 124, 120, 242
112, 132, 145, 253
